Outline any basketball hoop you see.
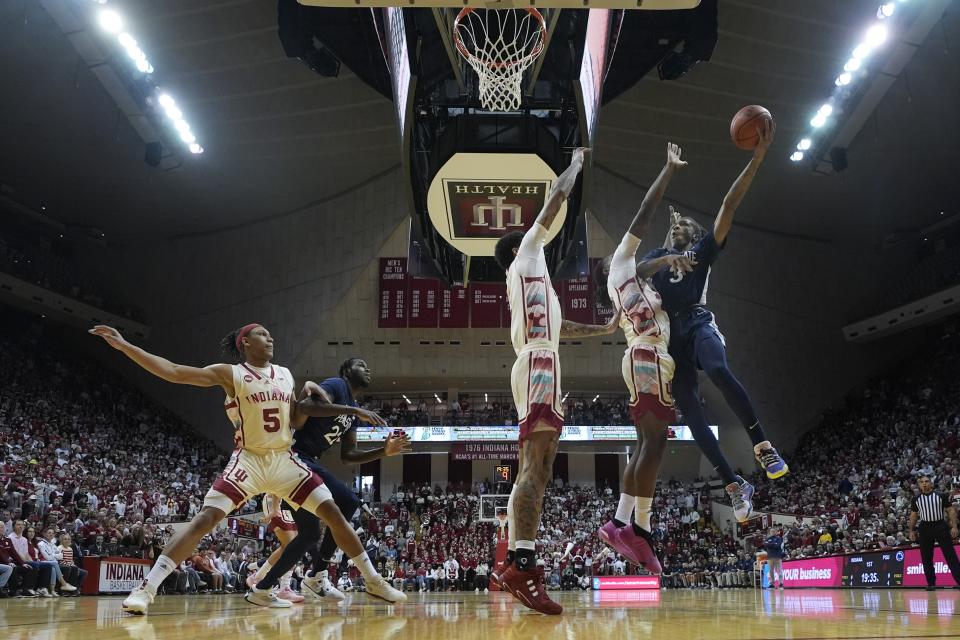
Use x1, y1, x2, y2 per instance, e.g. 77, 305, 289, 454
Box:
453, 8, 547, 112
496, 512, 508, 539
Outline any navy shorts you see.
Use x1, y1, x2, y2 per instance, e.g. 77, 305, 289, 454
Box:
282, 455, 361, 519
668, 306, 727, 371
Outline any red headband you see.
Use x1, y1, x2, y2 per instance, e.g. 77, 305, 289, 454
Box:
235, 324, 262, 350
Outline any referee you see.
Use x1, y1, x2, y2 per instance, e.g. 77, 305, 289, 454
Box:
908, 475, 960, 590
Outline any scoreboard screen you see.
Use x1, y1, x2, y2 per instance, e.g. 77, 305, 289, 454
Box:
841, 551, 904, 587
228, 517, 265, 541
495, 465, 512, 483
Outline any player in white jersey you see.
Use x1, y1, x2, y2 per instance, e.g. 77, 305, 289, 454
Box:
592, 143, 695, 573
491, 148, 620, 615
88, 323, 406, 613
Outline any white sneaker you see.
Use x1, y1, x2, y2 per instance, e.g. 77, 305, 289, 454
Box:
727, 477, 755, 523
302, 576, 345, 602
38, 588, 52, 598
122, 583, 155, 615
365, 577, 407, 604
245, 587, 293, 608
60, 583, 77, 592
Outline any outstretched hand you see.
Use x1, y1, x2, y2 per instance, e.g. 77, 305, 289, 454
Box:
669, 205, 682, 227
354, 407, 388, 428
667, 142, 687, 170
88, 325, 128, 351
755, 118, 775, 157
384, 433, 412, 456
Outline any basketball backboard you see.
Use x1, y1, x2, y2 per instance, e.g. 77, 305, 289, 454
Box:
299, 0, 698, 8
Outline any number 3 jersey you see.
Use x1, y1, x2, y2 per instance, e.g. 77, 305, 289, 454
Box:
292, 377, 357, 461
224, 363, 296, 452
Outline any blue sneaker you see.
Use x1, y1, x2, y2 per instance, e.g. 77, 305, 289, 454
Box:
727, 477, 754, 523
755, 444, 789, 479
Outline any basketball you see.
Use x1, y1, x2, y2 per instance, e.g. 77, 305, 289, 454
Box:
730, 105, 773, 150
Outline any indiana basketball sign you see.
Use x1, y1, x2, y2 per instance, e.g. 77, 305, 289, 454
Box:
427, 153, 566, 256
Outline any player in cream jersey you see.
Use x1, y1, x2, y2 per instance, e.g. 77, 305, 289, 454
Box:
89, 322, 405, 614
492, 148, 619, 615
593, 143, 695, 575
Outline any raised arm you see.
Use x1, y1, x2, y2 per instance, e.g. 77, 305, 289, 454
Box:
627, 143, 686, 241
713, 119, 774, 245
88, 325, 233, 394
532, 147, 590, 231
339, 428, 411, 465
559, 310, 622, 338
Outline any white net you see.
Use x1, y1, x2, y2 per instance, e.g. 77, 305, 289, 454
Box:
453, 8, 546, 112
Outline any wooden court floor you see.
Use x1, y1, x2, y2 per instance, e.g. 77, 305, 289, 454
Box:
1, 588, 958, 640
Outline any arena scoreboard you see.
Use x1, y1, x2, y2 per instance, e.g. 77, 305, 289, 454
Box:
495, 465, 512, 483
841, 551, 904, 587
227, 517, 265, 541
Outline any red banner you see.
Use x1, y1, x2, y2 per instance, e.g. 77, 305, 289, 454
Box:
408, 277, 439, 328
560, 274, 594, 324
451, 442, 519, 460
589, 258, 615, 324
378, 258, 408, 328
470, 282, 506, 328
439, 285, 469, 328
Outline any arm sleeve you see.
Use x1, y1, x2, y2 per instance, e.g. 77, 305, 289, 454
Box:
609, 233, 642, 283
516, 222, 549, 262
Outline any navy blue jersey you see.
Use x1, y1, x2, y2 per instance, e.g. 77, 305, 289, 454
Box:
293, 377, 357, 460
764, 535, 785, 559
642, 231, 723, 314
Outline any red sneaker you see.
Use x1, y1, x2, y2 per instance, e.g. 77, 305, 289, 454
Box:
614, 526, 662, 575
500, 565, 562, 615
490, 560, 514, 595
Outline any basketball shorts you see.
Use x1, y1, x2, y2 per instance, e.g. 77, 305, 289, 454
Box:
511, 348, 564, 443
268, 506, 297, 534
622, 343, 676, 423
204, 448, 332, 515
669, 305, 726, 371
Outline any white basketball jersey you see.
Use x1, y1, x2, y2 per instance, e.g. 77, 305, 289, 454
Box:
607, 233, 669, 346
224, 363, 295, 452
506, 223, 562, 355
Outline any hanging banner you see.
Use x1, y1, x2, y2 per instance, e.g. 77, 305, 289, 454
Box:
470, 282, 507, 328
439, 285, 469, 328
378, 258, 408, 328
560, 273, 594, 325
451, 442, 519, 460
408, 277, 440, 328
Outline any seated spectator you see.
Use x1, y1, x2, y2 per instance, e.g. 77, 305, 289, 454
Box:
56, 532, 87, 593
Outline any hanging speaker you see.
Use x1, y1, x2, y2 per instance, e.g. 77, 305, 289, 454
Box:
144, 142, 162, 168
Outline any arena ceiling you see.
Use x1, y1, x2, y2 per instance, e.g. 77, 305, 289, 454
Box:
1, 0, 958, 247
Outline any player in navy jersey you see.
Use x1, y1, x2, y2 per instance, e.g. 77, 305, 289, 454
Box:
252, 357, 411, 601
637, 120, 787, 523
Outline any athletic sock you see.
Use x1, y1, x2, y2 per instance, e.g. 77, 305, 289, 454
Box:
633, 497, 653, 532
614, 493, 633, 527
280, 571, 292, 590
254, 560, 273, 582
713, 461, 738, 487
746, 423, 768, 447
515, 541, 536, 572
144, 554, 177, 593
351, 552, 378, 582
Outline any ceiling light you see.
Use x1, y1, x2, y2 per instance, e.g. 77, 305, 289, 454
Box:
878, 3, 895, 18
188, 143, 204, 155
117, 33, 136, 50
163, 105, 182, 120
865, 24, 888, 47
173, 119, 190, 133
157, 94, 175, 108
135, 58, 151, 73
836, 73, 852, 86
844, 58, 862, 72
179, 130, 196, 144
98, 9, 123, 33
798, 138, 812, 150
852, 43, 871, 59
790, 151, 804, 162
810, 114, 827, 128
818, 104, 834, 117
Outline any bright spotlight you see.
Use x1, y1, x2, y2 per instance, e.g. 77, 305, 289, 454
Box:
852, 43, 871, 59
836, 73, 852, 86
98, 9, 124, 33
818, 104, 834, 117
878, 2, 895, 18
811, 114, 827, 128
135, 58, 151, 73
117, 33, 137, 50
844, 58, 862, 72
188, 143, 204, 155
179, 130, 197, 144
173, 119, 191, 133
157, 94, 175, 108
790, 151, 804, 162
164, 105, 182, 120
798, 138, 812, 151
865, 24, 888, 46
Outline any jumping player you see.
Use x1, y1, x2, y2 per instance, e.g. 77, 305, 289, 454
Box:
249, 357, 411, 601
592, 142, 695, 573
637, 120, 787, 522
491, 147, 620, 615
88, 323, 405, 613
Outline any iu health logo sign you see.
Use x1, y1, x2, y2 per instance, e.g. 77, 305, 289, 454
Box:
444, 181, 549, 239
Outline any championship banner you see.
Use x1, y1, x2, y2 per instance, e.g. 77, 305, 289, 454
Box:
592, 575, 660, 590
408, 277, 440, 328
451, 442, 519, 460
589, 258, 615, 324
560, 273, 594, 324
98, 557, 152, 593
378, 258, 408, 328
470, 282, 507, 328
439, 285, 469, 328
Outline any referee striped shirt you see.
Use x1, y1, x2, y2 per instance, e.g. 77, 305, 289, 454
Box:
910, 492, 950, 523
